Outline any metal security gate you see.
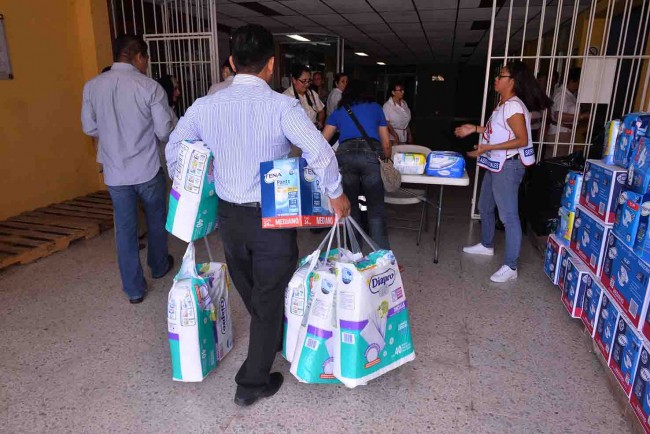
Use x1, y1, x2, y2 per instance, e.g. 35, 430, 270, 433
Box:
471, 0, 650, 218
108, 0, 220, 114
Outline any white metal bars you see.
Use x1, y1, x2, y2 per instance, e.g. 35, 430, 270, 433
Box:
471, 0, 650, 219
109, 0, 220, 115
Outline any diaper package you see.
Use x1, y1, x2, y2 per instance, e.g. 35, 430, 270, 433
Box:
603, 120, 621, 165
260, 157, 334, 229
290, 268, 341, 384
167, 243, 218, 382
556, 206, 575, 243
197, 262, 234, 361
581, 275, 604, 337
558, 247, 573, 292
561, 171, 584, 211
628, 137, 650, 195
613, 191, 645, 248
283, 256, 317, 363
544, 234, 569, 285
394, 152, 427, 175
166, 140, 219, 242
601, 232, 650, 328
424, 151, 465, 178
614, 112, 650, 169
570, 204, 611, 276
630, 344, 650, 433
609, 315, 643, 396
561, 256, 590, 318
594, 292, 622, 363
334, 250, 415, 388
580, 159, 627, 224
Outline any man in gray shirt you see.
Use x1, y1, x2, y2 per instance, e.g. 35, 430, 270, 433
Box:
81, 35, 176, 304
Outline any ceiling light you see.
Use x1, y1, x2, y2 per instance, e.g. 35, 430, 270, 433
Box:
355, 52, 369, 57
287, 34, 310, 42
377, 62, 386, 66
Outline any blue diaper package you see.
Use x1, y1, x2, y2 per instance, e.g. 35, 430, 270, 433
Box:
544, 234, 569, 285
613, 191, 649, 249
610, 315, 643, 397
594, 292, 621, 363
556, 206, 575, 243
614, 112, 650, 169
558, 247, 573, 292
580, 159, 627, 224
601, 232, 650, 328
561, 256, 590, 318
630, 343, 650, 433
628, 137, 650, 195
424, 151, 465, 178
561, 171, 583, 211
603, 120, 621, 165
570, 204, 611, 276
581, 276, 604, 337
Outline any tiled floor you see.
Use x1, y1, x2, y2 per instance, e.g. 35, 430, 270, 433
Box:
0, 189, 635, 433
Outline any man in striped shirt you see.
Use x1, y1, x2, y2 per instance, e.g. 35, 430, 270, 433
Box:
166, 24, 350, 407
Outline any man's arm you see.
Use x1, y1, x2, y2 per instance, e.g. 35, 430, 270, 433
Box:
81, 83, 98, 137
151, 83, 176, 143
281, 103, 343, 199
166, 105, 202, 177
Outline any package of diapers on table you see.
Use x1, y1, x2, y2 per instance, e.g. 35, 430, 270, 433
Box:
167, 242, 218, 382
166, 140, 219, 242
424, 151, 465, 177
393, 152, 427, 175
333, 218, 415, 388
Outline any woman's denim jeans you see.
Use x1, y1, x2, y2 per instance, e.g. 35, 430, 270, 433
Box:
478, 159, 526, 269
336, 150, 390, 250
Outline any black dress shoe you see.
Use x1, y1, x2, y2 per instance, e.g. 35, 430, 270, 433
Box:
152, 255, 174, 279
234, 372, 284, 407
129, 295, 145, 304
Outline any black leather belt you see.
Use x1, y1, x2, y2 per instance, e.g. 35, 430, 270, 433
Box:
220, 200, 261, 208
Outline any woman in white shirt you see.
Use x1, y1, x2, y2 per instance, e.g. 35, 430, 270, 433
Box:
383, 82, 412, 144
326, 72, 348, 115
455, 60, 552, 283
283, 65, 325, 129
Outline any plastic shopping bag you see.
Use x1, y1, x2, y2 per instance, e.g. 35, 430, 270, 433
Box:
166, 140, 219, 242
167, 242, 218, 382
333, 217, 415, 388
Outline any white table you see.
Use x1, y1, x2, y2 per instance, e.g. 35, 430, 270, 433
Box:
399, 171, 470, 263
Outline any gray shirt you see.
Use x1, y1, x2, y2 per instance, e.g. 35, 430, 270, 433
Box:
207, 75, 234, 95
81, 62, 175, 186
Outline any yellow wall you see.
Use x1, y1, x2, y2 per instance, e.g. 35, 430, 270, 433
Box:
0, 0, 112, 220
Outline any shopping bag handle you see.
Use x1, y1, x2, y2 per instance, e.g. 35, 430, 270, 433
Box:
345, 216, 381, 252
176, 242, 200, 280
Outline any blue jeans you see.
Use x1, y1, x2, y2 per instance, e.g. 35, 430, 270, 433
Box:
108, 169, 169, 299
478, 159, 526, 269
336, 150, 390, 250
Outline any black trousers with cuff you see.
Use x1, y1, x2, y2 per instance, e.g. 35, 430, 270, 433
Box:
218, 201, 298, 390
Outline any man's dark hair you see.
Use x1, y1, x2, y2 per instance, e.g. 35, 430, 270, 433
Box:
221, 60, 234, 74
334, 72, 348, 85
231, 24, 274, 74
114, 34, 148, 62
338, 79, 376, 109
389, 81, 405, 93
291, 64, 310, 80
568, 67, 581, 83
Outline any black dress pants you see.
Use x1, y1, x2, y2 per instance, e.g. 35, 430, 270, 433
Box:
218, 201, 298, 390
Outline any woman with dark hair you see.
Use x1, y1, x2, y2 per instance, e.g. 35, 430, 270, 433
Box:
383, 81, 412, 144
310, 71, 328, 103
156, 75, 181, 115
454, 60, 552, 283
323, 79, 392, 249
326, 72, 348, 116
283, 65, 325, 129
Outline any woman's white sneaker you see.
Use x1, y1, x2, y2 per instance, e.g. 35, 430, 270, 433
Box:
490, 265, 518, 283
463, 243, 494, 256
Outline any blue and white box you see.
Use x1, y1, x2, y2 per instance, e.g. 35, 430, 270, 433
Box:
614, 112, 650, 169
628, 137, 650, 194
545, 234, 569, 285
561, 171, 583, 211
610, 315, 643, 396
562, 256, 590, 318
556, 206, 575, 243
630, 343, 650, 433
581, 276, 604, 337
424, 151, 465, 178
570, 204, 611, 276
580, 159, 627, 224
613, 190, 645, 248
260, 158, 334, 229
594, 292, 622, 363
601, 232, 650, 328
558, 247, 573, 292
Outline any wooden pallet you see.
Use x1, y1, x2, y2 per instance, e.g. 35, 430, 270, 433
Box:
0, 191, 113, 270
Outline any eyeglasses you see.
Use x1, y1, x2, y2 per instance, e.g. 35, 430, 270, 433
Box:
297, 78, 312, 84
495, 74, 512, 80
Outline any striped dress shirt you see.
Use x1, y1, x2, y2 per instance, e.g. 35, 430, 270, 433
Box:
166, 74, 342, 204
